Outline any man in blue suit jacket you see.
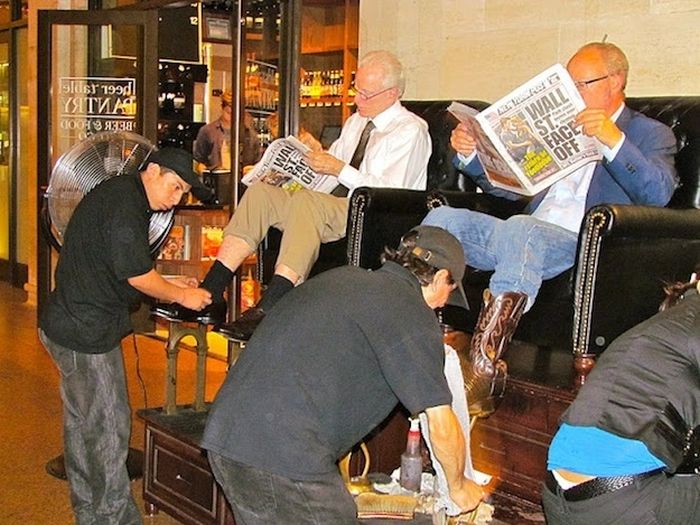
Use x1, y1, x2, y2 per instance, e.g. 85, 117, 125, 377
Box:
422, 42, 678, 417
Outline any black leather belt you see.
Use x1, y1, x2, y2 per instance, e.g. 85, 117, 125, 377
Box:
545, 469, 664, 502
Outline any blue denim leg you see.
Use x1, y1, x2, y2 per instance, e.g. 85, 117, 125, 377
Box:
422, 207, 578, 309
489, 215, 578, 308
421, 206, 501, 270
209, 453, 358, 525
40, 330, 141, 525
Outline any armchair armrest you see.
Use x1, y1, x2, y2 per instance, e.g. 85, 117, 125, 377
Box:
346, 187, 433, 269
573, 204, 700, 355
345, 188, 528, 271
431, 190, 528, 219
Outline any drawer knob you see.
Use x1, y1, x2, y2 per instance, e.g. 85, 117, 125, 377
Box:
175, 474, 191, 485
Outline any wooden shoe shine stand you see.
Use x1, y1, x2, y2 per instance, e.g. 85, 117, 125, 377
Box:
138, 320, 241, 525
138, 321, 577, 523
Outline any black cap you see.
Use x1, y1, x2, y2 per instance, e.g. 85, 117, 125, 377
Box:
409, 225, 469, 309
146, 147, 214, 202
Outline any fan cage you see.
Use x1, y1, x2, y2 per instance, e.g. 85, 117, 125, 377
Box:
45, 131, 174, 254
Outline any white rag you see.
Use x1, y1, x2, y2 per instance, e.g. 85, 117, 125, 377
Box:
419, 343, 476, 516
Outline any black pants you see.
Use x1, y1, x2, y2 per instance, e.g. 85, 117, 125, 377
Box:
208, 453, 358, 525
542, 471, 700, 525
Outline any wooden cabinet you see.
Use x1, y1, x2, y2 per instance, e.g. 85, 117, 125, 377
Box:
139, 407, 236, 525
471, 378, 574, 503
156, 206, 230, 282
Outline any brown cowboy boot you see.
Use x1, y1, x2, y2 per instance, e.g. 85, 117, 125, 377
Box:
460, 289, 527, 418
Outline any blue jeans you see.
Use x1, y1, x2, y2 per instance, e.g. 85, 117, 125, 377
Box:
208, 453, 358, 524
40, 329, 141, 525
422, 206, 579, 310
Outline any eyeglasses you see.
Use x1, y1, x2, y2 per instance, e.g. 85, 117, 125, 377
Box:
352, 84, 395, 101
573, 74, 610, 90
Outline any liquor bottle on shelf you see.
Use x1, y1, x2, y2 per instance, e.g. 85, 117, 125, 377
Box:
299, 68, 346, 103
310, 70, 322, 99
239, 259, 260, 312
245, 56, 279, 112
348, 70, 357, 99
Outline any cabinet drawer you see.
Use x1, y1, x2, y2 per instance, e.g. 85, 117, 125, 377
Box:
145, 425, 222, 523
153, 445, 217, 512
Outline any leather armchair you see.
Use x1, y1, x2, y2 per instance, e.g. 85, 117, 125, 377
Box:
345, 97, 700, 363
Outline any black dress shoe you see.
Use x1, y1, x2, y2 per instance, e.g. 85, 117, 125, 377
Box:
215, 307, 266, 342
151, 301, 227, 326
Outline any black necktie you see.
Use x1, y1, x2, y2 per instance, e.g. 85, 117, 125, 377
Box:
331, 120, 375, 197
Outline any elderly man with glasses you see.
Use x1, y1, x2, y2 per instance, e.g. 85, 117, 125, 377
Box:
156, 49, 431, 341
422, 41, 679, 418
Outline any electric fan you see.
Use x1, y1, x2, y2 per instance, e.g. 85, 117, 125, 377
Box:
42, 131, 174, 254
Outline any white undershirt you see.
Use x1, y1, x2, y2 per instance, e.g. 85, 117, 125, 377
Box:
531, 104, 626, 233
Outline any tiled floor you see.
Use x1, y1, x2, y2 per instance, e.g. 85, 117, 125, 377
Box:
0, 282, 544, 524
0, 282, 229, 525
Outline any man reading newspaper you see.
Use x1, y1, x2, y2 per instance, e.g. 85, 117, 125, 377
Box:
447, 63, 603, 197
154, 50, 431, 341
423, 42, 678, 418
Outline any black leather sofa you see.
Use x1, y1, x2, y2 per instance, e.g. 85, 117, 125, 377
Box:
260, 97, 700, 364
350, 97, 700, 361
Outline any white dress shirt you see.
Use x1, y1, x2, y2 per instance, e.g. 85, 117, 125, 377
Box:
329, 100, 431, 193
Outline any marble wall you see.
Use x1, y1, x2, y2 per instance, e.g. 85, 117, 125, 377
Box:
359, 0, 700, 101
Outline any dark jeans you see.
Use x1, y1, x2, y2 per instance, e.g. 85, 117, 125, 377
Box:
208, 453, 358, 524
542, 471, 700, 525
40, 329, 141, 525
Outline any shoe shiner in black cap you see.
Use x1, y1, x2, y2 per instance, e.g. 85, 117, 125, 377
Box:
146, 146, 215, 203
39, 145, 213, 524
201, 225, 484, 524
407, 224, 469, 310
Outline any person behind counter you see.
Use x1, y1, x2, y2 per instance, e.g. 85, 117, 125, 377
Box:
201, 226, 484, 524
193, 90, 261, 173
39, 147, 213, 524
543, 272, 700, 524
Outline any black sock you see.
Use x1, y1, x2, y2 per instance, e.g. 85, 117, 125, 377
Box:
257, 275, 294, 311
201, 260, 235, 302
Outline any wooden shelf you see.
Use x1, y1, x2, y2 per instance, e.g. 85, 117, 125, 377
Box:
299, 0, 359, 137
156, 206, 230, 282
300, 97, 344, 107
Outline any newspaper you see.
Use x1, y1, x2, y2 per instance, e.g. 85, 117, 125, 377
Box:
448, 64, 602, 196
241, 135, 339, 194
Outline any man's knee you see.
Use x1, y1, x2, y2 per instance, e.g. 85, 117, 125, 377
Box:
503, 215, 572, 243
242, 182, 277, 203
287, 189, 317, 211
502, 214, 542, 235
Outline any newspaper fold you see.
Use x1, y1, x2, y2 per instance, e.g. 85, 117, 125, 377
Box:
449, 63, 602, 196
241, 135, 340, 194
